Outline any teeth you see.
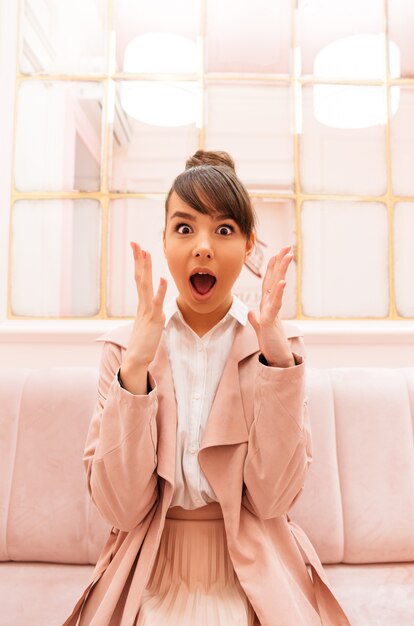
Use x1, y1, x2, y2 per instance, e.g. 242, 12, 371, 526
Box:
192, 271, 215, 277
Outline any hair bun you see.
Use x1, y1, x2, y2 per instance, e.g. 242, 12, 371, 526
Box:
185, 150, 236, 172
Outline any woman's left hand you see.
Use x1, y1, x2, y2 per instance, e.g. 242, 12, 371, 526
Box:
247, 245, 296, 368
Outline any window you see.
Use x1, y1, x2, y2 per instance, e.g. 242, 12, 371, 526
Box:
7, 0, 414, 320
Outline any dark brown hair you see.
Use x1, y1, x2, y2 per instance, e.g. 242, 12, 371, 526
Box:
165, 150, 256, 238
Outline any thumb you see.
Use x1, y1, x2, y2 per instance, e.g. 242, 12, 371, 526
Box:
247, 310, 260, 334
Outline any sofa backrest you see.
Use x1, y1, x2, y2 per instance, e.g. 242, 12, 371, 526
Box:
0, 367, 109, 565
1, 366, 413, 566
290, 367, 414, 565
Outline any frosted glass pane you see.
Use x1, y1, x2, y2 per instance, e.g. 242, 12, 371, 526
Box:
233, 199, 297, 317
107, 199, 176, 317
114, 0, 198, 73
301, 201, 389, 318
206, 83, 294, 193
15, 81, 103, 192
390, 87, 414, 195
110, 82, 198, 192
300, 85, 387, 195
297, 0, 384, 77
206, 0, 291, 73
11, 200, 101, 317
20, 0, 107, 74
388, 0, 414, 78
394, 203, 414, 317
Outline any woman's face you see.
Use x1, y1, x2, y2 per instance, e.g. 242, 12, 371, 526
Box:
163, 191, 255, 329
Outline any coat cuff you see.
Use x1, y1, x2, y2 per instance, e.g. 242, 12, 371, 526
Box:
257, 351, 305, 386
117, 368, 156, 397
259, 351, 303, 368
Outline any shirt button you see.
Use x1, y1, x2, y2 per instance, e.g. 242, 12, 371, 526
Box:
193, 392, 200, 400
189, 445, 198, 454
197, 344, 203, 351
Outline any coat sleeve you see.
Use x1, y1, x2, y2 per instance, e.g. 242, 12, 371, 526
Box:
242, 335, 312, 520
83, 340, 159, 532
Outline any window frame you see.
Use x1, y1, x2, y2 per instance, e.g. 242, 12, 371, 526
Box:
2, 0, 414, 325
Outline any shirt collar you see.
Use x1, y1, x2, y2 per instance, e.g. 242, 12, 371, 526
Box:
163, 293, 248, 328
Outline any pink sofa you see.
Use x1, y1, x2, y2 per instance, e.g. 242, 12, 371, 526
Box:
1, 365, 414, 625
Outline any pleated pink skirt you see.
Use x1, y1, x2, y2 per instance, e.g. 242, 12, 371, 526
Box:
136, 502, 258, 626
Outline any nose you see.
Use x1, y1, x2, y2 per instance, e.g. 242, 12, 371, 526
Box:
192, 237, 214, 260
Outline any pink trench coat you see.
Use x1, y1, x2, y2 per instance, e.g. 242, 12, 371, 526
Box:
63, 319, 351, 626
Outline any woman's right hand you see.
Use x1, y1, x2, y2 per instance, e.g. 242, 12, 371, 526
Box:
120, 242, 167, 393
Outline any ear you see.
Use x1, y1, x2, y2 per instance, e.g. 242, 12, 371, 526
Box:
245, 231, 256, 257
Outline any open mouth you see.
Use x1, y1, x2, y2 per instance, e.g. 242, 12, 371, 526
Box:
190, 272, 217, 296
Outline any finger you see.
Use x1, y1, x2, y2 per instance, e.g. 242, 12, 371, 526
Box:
272, 245, 293, 273
141, 250, 154, 309
153, 276, 168, 310
271, 247, 294, 285
261, 255, 277, 295
277, 251, 294, 279
264, 280, 286, 319
131, 242, 146, 310
262, 245, 293, 295
131, 242, 145, 282
262, 245, 292, 295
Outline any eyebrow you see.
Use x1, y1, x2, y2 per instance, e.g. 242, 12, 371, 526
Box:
169, 211, 235, 222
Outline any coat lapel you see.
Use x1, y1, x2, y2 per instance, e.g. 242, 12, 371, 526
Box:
200, 321, 259, 450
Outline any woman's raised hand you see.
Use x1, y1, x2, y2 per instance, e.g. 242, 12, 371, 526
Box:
120, 242, 167, 394
247, 245, 296, 368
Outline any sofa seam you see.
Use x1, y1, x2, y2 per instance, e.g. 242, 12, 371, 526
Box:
330, 370, 347, 563
402, 368, 414, 458
4, 370, 31, 562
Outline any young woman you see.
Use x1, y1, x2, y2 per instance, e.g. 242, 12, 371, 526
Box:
63, 150, 351, 625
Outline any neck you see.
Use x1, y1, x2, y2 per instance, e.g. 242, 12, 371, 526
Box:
176, 295, 233, 337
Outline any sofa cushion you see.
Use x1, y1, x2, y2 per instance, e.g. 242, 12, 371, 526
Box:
0, 562, 93, 626
324, 562, 414, 626
1, 561, 413, 626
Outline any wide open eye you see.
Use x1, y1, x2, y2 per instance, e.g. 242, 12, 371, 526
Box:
176, 223, 192, 234
216, 224, 234, 235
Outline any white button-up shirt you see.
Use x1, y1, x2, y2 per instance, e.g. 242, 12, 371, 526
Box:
164, 294, 248, 510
